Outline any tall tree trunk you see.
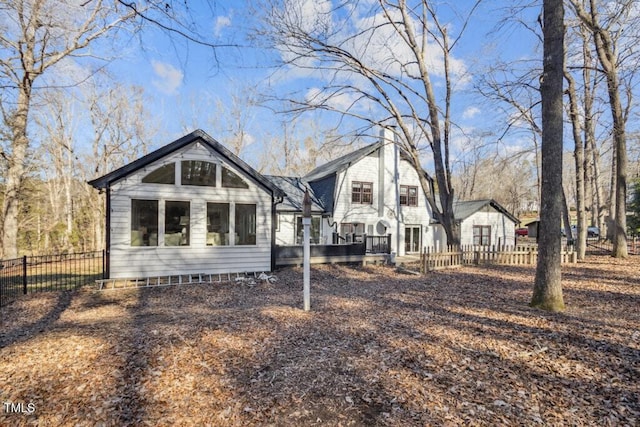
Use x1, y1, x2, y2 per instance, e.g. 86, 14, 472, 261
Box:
2, 84, 32, 259
570, 0, 628, 257
532, 0, 565, 312
565, 71, 587, 259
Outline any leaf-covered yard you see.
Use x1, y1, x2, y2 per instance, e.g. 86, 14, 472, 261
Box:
1, 256, 638, 426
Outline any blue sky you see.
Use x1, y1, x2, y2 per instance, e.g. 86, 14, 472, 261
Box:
101, 0, 546, 169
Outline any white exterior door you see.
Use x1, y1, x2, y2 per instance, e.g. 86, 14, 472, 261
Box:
405, 226, 421, 254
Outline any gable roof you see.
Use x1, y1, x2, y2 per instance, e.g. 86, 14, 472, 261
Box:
88, 129, 284, 198
266, 176, 325, 213
453, 199, 519, 224
304, 141, 383, 182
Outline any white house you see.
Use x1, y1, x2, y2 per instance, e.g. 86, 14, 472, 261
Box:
88, 130, 284, 279
89, 128, 519, 279
271, 129, 519, 254
271, 128, 436, 257
449, 199, 519, 248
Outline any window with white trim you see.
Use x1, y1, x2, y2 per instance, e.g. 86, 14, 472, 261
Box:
235, 204, 256, 245
131, 199, 158, 246
165, 201, 190, 246
473, 225, 491, 246
142, 164, 175, 184
206, 203, 229, 246
182, 160, 216, 186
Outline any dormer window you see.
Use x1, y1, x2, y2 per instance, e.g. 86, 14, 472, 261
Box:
182, 160, 216, 186
222, 166, 249, 189
142, 163, 175, 184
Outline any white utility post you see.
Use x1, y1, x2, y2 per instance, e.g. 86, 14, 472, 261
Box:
302, 189, 311, 311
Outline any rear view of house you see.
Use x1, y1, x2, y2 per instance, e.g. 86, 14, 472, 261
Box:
89, 130, 284, 279
89, 128, 520, 279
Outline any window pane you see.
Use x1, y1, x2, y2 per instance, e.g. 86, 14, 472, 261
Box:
235, 204, 256, 245
142, 164, 175, 184
351, 182, 361, 203
207, 203, 229, 246
131, 200, 158, 246
222, 167, 249, 188
340, 223, 353, 235
473, 226, 491, 246
400, 186, 408, 205
409, 186, 418, 206
165, 201, 190, 246
362, 183, 372, 204
182, 160, 216, 186
296, 216, 321, 244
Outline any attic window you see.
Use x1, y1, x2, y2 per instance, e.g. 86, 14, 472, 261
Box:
142, 163, 175, 184
182, 160, 216, 186
222, 166, 249, 189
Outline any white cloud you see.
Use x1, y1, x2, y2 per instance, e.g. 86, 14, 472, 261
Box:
285, 0, 333, 34
463, 106, 481, 120
151, 60, 183, 95
305, 86, 375, 112
214, 15, 232, 37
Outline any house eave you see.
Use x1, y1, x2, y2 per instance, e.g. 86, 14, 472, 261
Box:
87, 129, 284, 198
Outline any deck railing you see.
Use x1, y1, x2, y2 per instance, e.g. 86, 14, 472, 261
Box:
332, 233, 391, 254
0, 251, 105, 307
365, 234, 392, 254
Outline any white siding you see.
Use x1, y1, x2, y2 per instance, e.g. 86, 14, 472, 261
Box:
460, 210, 517, 247
275, 214, 331, 245
108, 141, 273, 278
275, 213, 296, 246
329, 129, 434, 256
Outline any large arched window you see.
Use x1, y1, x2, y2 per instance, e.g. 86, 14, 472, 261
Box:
182, 160, 216, 186
222, 166, 249, 189
142, 163, 175, 184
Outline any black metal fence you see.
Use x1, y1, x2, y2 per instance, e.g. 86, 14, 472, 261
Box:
586, 237, 639, 255
0, 251, 105, 308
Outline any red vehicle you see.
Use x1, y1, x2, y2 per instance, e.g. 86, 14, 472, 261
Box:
515, 227, 528, 237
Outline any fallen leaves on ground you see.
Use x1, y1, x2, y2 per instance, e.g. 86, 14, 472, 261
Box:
0, 255, 638, 426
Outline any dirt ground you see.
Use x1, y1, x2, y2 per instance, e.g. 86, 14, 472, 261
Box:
1, 256, 638, 426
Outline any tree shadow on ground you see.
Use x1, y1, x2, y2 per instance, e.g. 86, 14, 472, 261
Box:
0, 290, 75, 349
1, 262, 638, 425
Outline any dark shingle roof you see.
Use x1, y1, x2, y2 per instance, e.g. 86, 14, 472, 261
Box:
265, 176, 325, 213
87, 129, 284, 198
303, 141, 383, 182
453, 199, 519, 223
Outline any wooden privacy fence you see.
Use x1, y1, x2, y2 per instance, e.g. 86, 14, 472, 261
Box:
420, 244, 577, 272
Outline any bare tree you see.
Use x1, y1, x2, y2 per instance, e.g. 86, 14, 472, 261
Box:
565, 69, 587, 258
476, 63, 544, 208
259, 0, 483, 245
531, 0, 565, 311
33, 90, 80, 252
0, 0, 143, 258
568, 0, 639, 258
0, 0, 234, 258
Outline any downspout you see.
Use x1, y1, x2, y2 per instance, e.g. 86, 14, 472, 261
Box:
378, 145, 385, 218
394, 133, 401, 256
271, 193, 284, 271
105, 187, 111, 279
